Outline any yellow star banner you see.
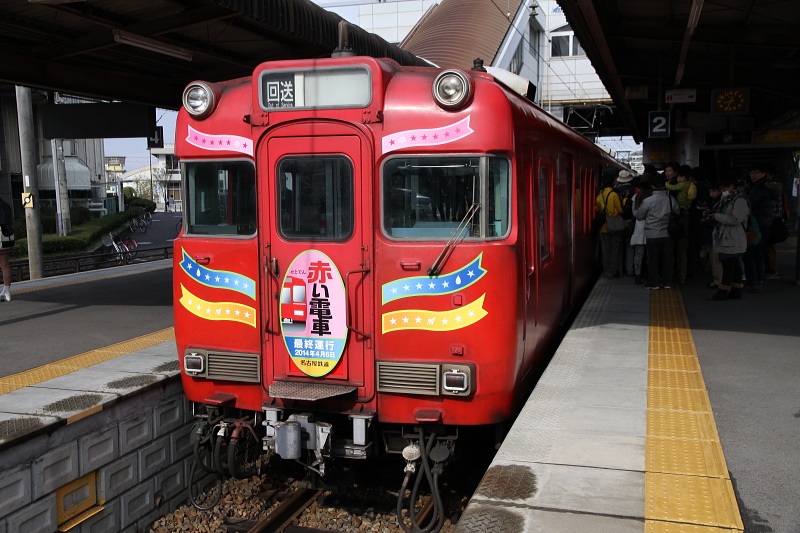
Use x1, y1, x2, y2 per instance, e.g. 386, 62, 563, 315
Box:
382, 294, 488, 334
179, 284, 257, 328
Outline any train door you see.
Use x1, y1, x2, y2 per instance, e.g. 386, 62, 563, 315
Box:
559, 153, 575, 318
260, 128, 374, 403
522, 146, 538, 367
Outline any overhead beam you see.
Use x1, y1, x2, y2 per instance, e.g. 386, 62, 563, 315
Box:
0, 50, 186, 108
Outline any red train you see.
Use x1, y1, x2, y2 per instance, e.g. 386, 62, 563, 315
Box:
174, 55, 619, 521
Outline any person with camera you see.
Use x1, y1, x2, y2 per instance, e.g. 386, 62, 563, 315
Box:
708, 176, 749, 301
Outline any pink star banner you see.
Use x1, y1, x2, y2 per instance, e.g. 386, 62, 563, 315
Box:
382, 116, 474, 154
186, 125, 253, 157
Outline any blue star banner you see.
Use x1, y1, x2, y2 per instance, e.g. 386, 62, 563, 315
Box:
382, 254, 487, 305
180, 249, 256, 300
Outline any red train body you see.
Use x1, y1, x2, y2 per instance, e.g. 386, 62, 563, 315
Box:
174, 56, 618, 471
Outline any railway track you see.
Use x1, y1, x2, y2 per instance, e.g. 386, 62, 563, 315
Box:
149, 447, 482, 533
221, 488, 326, 533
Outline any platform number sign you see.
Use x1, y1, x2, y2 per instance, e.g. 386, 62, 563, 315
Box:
649, 111, 670, 138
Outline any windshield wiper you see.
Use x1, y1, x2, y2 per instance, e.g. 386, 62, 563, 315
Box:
428, 201, 481, 276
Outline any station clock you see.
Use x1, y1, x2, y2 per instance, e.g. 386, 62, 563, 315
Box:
712, 88, 749, 114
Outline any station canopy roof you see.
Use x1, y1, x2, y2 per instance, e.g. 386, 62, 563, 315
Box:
0, 0, 428, 110
557, 0, 800, 142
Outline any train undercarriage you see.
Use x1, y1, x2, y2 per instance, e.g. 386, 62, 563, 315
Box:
188, 403, 457, 533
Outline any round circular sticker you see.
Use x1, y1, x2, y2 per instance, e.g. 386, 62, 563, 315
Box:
279, 250, 348, 377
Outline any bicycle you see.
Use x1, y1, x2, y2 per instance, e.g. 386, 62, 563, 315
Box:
176, 216, 183, 235
142, 210, 153, 226
129, 210, 147, 233
120, 235, 138, 258
102, 233, 132, 265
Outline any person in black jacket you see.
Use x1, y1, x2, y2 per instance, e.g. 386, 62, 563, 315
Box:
743, 163, 776, 291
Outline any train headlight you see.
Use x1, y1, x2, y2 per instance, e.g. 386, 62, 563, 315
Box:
433, 70, 472, 110
182, 82, 215, 119
184, 353, 205, 374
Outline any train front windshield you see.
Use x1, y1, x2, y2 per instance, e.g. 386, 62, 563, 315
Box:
184, 161, 256, 235
382, 156, 510, 239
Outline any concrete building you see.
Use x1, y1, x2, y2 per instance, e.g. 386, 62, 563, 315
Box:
0, 86, 109, 218
118, 144, 181, 213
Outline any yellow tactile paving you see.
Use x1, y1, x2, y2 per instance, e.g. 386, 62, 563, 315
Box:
646, 290, 743, 532
649, 341, 698, 356
649, 327, 695, 345
648, 387, 713, 413
649, 370, 706, 390
645, 437, 729, 478
649, 354, 701, 371
0, 328, 175, 395
647, 410, 721, 441
645, 473, 743, 530
645, 520, 741, 532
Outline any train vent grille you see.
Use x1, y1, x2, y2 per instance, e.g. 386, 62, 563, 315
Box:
207, 352, 261, 383
377, 362, 440, 396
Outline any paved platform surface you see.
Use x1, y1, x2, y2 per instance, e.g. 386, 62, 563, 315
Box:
457, 238, 800, 533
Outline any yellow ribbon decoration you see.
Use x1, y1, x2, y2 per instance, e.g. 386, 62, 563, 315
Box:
382, 294, 488, 333
179, 284, 257, 328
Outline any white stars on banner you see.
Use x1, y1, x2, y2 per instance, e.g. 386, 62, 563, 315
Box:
179, 284, 256, 328
382, 294, 487, 333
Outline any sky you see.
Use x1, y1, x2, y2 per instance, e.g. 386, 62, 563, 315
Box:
103, 109, 177, 171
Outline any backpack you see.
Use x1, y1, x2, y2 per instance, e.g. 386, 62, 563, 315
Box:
620, 196, 634, 220
0, 199, 12, 227
744, 214, 761, 246
0, 199, 13, 236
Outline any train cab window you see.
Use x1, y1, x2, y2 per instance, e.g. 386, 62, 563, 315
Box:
184, 161, 256, 235
277, 156, 353, 241
382, 156, 509, 240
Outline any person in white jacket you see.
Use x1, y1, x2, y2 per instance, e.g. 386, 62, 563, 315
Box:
633, 173, 679, 289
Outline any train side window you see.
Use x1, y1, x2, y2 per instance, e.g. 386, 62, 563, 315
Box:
277, 156, 353, 241
184, 161, 256, 236
539, 166, 551, 262
382, 156, 510, 240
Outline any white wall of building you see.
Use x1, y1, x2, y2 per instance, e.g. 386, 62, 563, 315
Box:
538, 0, 610, 107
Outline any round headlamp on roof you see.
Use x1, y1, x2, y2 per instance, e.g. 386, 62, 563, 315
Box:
182, 82, 216, 119
433, 69, 472, 110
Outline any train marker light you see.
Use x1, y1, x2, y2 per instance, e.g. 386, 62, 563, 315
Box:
433, 70, 471, 110
182, 82, 215, 119
184, 353, 204, 374
442, 369, 469, 394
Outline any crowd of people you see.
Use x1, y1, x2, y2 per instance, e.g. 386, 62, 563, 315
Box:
595, 161, 792, 301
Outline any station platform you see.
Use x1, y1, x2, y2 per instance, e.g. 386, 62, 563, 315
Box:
1, 241, 798, 532
457, 238, 800, 533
